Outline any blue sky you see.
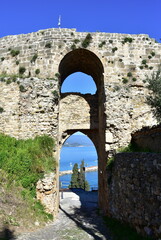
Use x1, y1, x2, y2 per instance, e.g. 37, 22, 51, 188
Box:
1, 0, 161, 39
0, 0, 161, 94
61, 72, 96, 94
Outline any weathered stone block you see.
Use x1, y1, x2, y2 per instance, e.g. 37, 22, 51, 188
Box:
106, 130, 113, 143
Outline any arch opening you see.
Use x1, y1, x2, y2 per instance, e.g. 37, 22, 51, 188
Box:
59, 49, 104, 90
61, 72, 97, 94
59, 131, 98, 191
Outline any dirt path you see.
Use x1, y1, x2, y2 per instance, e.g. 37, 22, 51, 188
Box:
15, 190, 111, 240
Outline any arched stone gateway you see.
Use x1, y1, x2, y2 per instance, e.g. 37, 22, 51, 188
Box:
0, 28, 160, 216
58, 48, 108, 213
59, 48, 104, 89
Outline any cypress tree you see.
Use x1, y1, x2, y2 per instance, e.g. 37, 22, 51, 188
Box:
79, 160, 86, 189
69, 163, 79, 188
69, 160, 90, 191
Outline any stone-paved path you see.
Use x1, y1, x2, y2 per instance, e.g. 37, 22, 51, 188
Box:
15, 190, 111, 240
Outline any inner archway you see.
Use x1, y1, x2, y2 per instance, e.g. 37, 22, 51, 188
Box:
59, 48, 104, 90
59, 131, 98, 191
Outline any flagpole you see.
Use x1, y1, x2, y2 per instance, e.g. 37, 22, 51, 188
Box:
58, 15, 61, 29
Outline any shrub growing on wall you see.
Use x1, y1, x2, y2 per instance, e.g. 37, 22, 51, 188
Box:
19, 67, 26, 75
146, 69, 161, 122
0, 107, 4, 113
81, 33, 92, 48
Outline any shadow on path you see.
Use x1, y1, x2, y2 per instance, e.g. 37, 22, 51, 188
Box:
60, 188, 111, 240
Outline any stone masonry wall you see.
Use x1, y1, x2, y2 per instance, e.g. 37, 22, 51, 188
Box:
36, 173, 58, 217
59, 93, 98, 133
132, 125, 161, 153
0, 28, 160, 149
107, 152, 161, 238
0, 77, 59, 139
0, 28, 161, 217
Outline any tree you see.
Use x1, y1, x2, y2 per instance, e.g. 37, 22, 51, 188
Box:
69, 163, 79, 188
79, 160, 86, 189
146, 69, 161, 123
69, 160, 90, 191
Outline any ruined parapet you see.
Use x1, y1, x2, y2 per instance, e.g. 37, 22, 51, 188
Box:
132, 124, 161, 152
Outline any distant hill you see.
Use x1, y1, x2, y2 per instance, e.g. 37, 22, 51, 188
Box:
64, 134, 94, 147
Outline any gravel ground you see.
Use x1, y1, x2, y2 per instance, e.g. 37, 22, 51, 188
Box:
13, 190, 111, 240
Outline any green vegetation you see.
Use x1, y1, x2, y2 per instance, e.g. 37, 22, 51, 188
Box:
6, 79, 12, 84
16, 60, 19, 65
55, 72, 60, 78
112, 47, 118, 53
81, 33, 92, 48
52, 90, 59, 98
0, 134, 56, 230
127, 72, 132, 77
69, 163, 79, 188
69, 160, 90, 191
132, 77, 137, 82
151, 51, 155, 57
109, 40, 113, 44
122, 77, 128, 84
122, 37, 133, 44
0, 73, 19, 83
142, 59, 147, 65
117, 142, 152, 153
107, 142, 152, 171
19, 67, 26, 75
73, 39, 80, 44
98, 41, 106, 48
31, 54, 38, 63
104, 217, 152, 240
35, 69, 40, 75
1, 57, 5, 61
0, 107, 4, 113
0, 134, 56, 190
71, 44, 76, 50
10, 49, 20, 57
45, 43, 52, 48
107, 157, 114, 171
146, 69, 161, 122
19, 85, 26, 92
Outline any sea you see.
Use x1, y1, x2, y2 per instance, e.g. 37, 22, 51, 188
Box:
59, 146, 98, 190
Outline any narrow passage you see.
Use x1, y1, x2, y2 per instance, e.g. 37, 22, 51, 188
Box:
16, 190, 111, 240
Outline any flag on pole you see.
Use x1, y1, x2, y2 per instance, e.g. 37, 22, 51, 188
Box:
58, 15, 61, 28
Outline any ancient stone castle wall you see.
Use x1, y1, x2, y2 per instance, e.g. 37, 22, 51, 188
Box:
0, 28, 160, 149
107, 152, 161, 238
0, 28, 161, 218
0, 78, 59, 139
132, 125, 161, 153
